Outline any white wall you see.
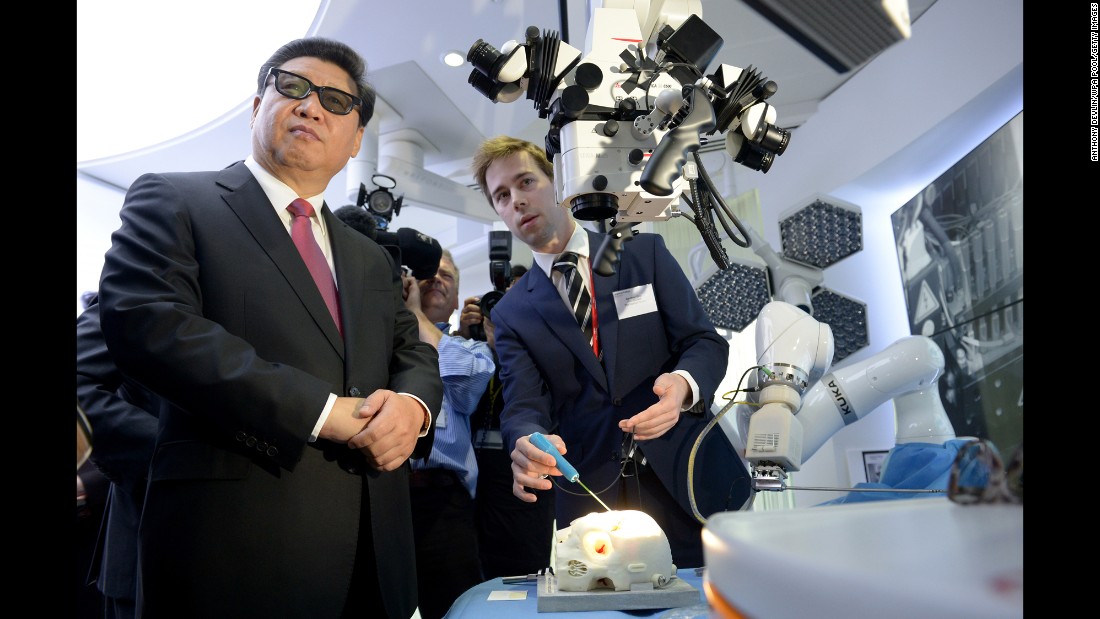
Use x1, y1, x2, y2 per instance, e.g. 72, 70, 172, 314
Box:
77, 174, 127, 314
720, 0, 1023, 505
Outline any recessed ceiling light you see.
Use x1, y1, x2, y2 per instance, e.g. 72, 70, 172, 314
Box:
442, 50, 465, 67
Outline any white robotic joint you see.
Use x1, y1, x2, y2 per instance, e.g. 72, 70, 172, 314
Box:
758, 362, 809, 393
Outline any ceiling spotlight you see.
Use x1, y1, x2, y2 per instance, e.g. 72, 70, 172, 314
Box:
356, 174, 403, 225
441, 50, 465, 67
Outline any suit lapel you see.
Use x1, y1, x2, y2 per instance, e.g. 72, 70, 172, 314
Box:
219, 166, 344, 356
528, 253, 607, 392
324, 204, 366, 357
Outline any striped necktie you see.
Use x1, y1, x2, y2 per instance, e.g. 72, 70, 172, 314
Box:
552, 252, 597, 356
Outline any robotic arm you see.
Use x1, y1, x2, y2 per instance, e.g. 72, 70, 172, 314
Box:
741, 302, 956, 490
739, 301, 834, 489
465, 0, 790, 225
744, 224, 824, 315
792, 335, 956, 463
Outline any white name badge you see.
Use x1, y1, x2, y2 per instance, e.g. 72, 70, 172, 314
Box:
613, 284, 658, 319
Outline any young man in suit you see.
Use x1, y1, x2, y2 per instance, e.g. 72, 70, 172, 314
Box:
470, 136, 751, 568
96, 37, 443, 619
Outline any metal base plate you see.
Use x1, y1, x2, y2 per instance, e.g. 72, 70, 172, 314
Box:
535, 573, 700, 613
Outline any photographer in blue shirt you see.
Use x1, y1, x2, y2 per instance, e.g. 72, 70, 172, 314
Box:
402, 249, 495, 619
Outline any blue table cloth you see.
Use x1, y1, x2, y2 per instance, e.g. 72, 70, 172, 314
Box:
443, 568, 710, 619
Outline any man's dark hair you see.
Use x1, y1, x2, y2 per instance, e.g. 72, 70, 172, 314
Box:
509, 264, 528, 286
257, 37, 376, 128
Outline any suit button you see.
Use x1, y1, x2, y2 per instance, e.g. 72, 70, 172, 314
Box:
256, 441, 268, 452
245, 436, 257, 447
349, 387, 361, 397
613, 398, 622, 406
347, 466, 361, 475
235, 431, 247, 442
266, 446, 279, 457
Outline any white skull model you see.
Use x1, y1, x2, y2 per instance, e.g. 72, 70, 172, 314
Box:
553, 510, 677, 592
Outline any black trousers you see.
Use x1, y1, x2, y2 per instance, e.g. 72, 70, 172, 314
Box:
77, 461, 107, 619
613, 452, 708, 569
409, 470, 483, 619
474, 447, 556, 579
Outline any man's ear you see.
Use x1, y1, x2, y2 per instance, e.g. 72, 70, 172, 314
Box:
349, 125, 365, 159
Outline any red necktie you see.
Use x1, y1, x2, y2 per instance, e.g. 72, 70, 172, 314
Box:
286, 199, 342, 333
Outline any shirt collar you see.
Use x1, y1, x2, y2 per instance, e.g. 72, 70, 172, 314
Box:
244, 155, 328, 235
532, 222, 590, 277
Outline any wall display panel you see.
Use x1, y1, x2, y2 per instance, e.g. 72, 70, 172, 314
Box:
927, 320, 1023, 453
890, 112, 1022, 455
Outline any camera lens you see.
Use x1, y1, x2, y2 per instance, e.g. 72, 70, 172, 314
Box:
753, 124, 790, 155
732, 143, 774, 173
479, 290, 505, 319
468, 39, 503, 77
367, 188, 395, 215
468, 69, 506, 101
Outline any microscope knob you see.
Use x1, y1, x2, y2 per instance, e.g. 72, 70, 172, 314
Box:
560, 84, 589, 118
574, 63, 603, 90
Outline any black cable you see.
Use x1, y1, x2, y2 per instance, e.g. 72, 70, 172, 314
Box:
693, 151, 751, 248
682, 182, 730, 270
677, 146, 766, 270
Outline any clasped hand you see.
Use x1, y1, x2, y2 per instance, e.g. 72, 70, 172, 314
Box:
321, 391, 423, 471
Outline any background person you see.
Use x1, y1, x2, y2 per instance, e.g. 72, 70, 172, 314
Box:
465, 265, 558, 579
76, 293, 159, 619
401, 249, 494, 619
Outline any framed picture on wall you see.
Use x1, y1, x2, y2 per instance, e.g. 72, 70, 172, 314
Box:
889, 112, 1023, 455
862, 450, 890, 484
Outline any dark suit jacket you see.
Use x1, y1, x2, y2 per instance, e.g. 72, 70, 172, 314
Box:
76, 300, 159, 602
97, 161, 443, 619
492, 229, 751, 527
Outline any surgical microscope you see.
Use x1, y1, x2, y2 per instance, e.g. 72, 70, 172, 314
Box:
465, 0, 790, 229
